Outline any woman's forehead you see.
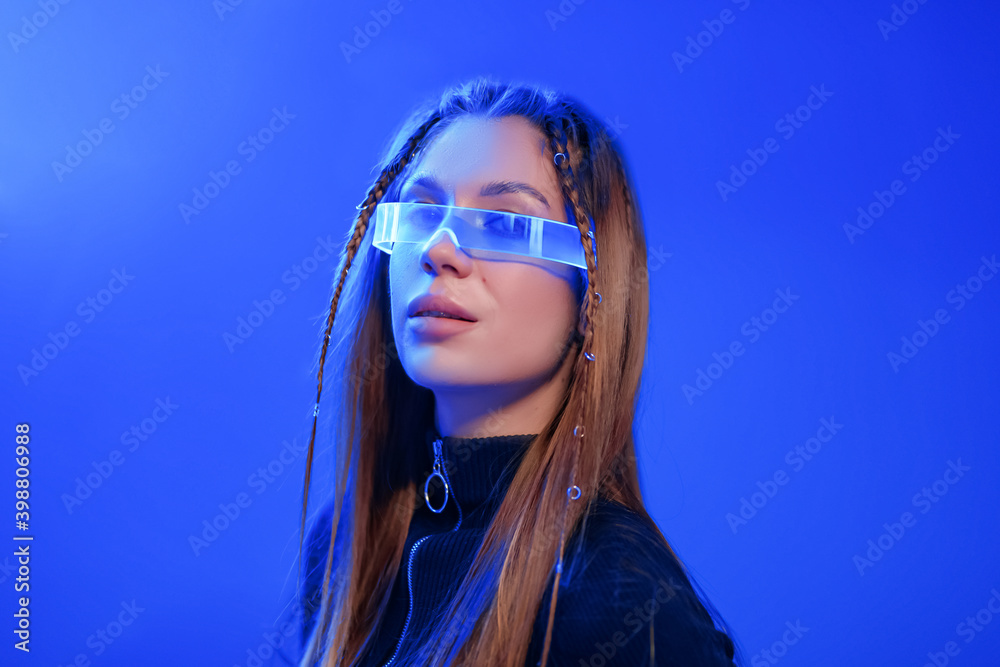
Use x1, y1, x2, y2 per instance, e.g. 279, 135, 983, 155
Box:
401, 116, 565, 217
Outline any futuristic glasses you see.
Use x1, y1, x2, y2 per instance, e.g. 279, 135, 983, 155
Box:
372, 202, 596, 271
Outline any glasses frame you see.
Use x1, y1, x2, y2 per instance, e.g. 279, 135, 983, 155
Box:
372, 201, 596, 271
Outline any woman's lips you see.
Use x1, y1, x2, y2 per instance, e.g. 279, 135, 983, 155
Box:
408, 315, 476, 338
412, 310, 473, 321
407, 293, 477, 322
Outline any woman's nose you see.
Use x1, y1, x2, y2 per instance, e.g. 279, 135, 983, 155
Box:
419, 227, 473, 276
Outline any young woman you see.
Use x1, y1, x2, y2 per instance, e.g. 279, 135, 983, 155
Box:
296, 77, 743, 667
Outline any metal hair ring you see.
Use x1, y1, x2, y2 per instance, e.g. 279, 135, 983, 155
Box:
567, 485, 581, 500
553, 152, 567, 166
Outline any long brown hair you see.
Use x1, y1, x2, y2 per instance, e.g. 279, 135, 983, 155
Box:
297, 76, 725, 667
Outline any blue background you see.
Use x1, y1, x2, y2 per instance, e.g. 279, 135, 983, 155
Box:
1, 0, 998, 665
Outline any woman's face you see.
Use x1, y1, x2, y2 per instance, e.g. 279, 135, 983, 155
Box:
388, 115, 582, 395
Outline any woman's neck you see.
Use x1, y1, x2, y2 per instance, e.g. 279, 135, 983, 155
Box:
432, 344, 575, 438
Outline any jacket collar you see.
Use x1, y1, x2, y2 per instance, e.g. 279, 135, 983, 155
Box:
421, 426, 537, 519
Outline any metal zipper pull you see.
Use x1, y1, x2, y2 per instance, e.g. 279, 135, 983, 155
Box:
424, 438, 449, 513
382, 439, 463, 667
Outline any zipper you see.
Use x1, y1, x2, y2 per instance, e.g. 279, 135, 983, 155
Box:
381, 438, 463, 667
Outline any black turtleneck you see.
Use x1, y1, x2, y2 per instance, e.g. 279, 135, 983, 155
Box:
299, 428, 737, 667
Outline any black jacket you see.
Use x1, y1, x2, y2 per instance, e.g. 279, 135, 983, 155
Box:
299, 430, 737, 666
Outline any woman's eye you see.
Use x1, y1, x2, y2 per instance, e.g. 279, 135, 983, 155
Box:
412, 205, 443, 225
482, 212, 527, 238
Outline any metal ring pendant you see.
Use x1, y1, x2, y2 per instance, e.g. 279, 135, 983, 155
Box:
424, 471, 450, 513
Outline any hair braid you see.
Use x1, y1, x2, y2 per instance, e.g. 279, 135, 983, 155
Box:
536, 115, 600, 667
297, 111, 443, 623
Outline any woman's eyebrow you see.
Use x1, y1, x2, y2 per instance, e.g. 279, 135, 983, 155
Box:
402, 174, 550, 211
479, 180, 550, 210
